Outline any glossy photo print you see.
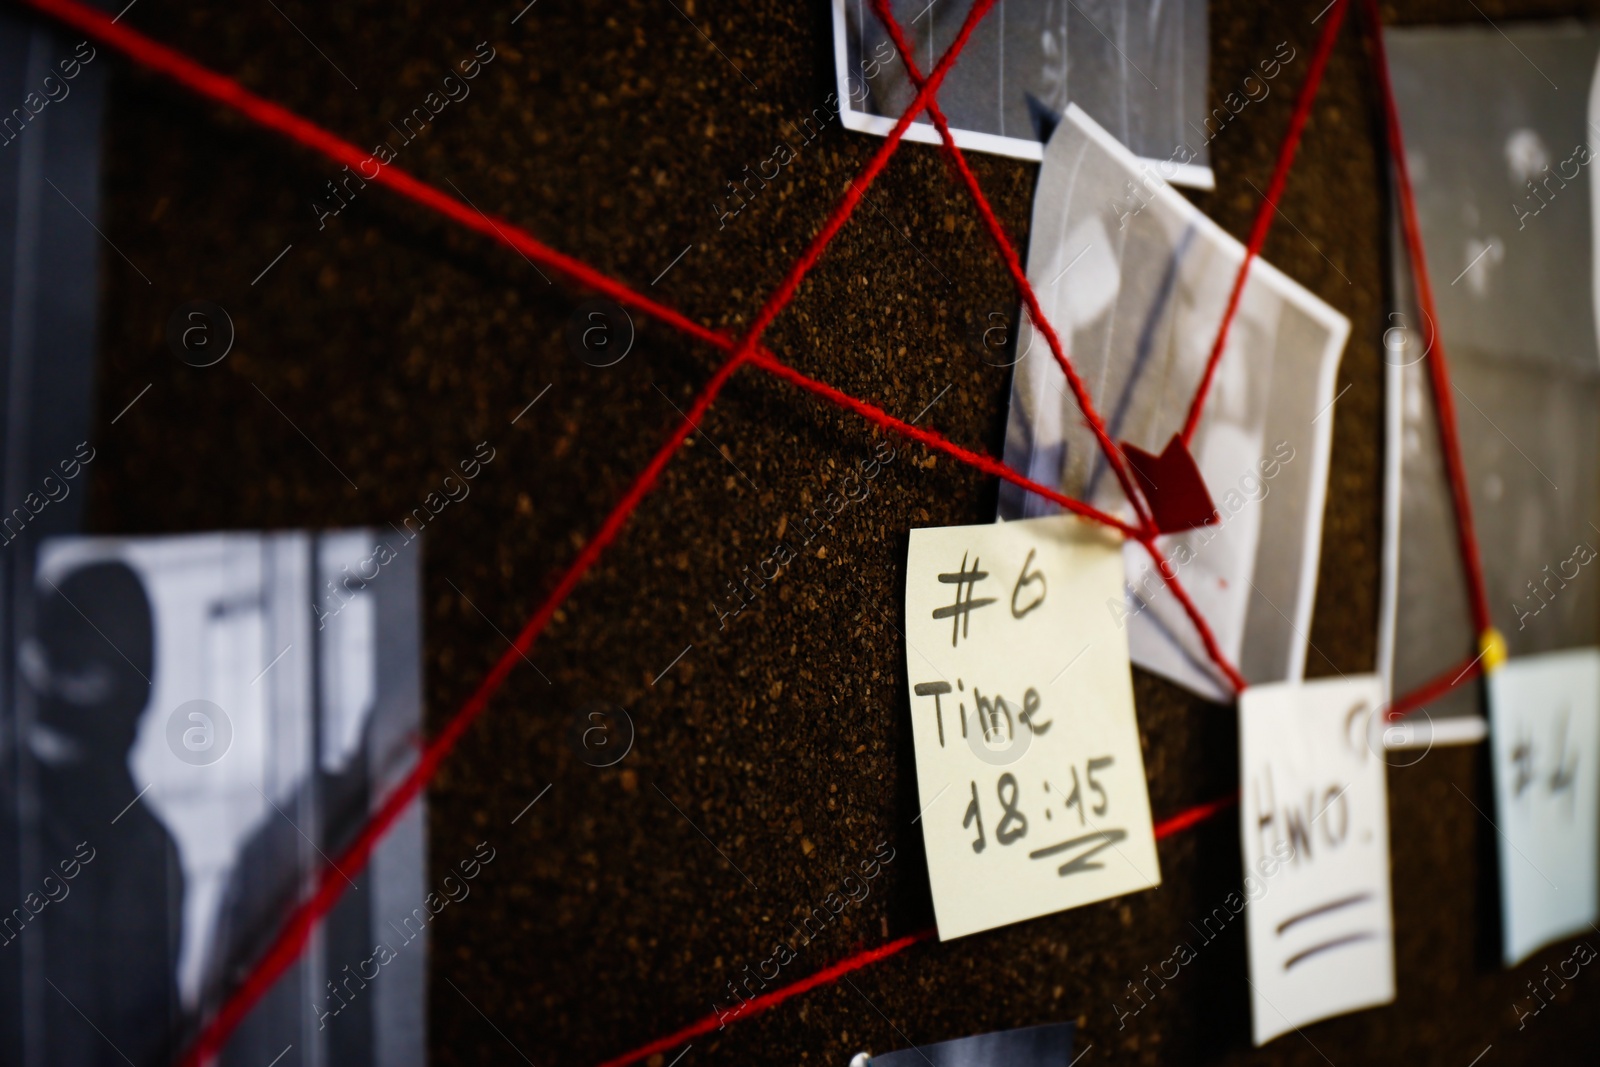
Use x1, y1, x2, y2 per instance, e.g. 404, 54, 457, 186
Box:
832, 0, 1214, 186
1380, 22, 1600, 739
997, 106, 1347, 704
1, 531, 424, 1066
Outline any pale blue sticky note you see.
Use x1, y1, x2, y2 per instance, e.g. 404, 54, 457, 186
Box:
1488, 648, 1600, 966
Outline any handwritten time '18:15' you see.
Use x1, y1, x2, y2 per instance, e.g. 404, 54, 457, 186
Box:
962, 758, 1126, 877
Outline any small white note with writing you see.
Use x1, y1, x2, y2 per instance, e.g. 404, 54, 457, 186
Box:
1239, 675, 1395, 1045
904, 514, 1159, 941
1487, 648, 1600, 967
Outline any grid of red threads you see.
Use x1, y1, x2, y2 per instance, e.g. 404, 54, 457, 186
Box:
15, 0, 1494, 1064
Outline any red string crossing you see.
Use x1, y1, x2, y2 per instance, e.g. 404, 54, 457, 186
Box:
864, 0, 1252, 692
12, 0, 1493, 1061
866, 0, 1158, 539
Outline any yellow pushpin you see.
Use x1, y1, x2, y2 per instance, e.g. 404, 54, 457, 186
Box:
1479, 627, 1508, 675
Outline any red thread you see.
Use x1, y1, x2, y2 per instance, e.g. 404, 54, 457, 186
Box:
724, 0, 999, 371
54, 0, 1006, 1059
15, 0, 1439, 1057
12, 0, 743, 356
867, 0, 1157, 539
597, 7, 1491, 1059
594, 929, 937, 1067
15, 2, 1266, 1055
748, 352, 1142, 538
597, 790, 1238, 1067
19, 0, 1185, 576
1385, 652, 1484, 723
1154, 791, 1240, 839
865, 0, 1247, 693
1358, 0, 1492, 637
1180, 0, 1349, 446
1135, 536, 1249, 694
7, 7, 1153, 1057
181, 349, 752, 1066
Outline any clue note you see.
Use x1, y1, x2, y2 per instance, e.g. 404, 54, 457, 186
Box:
904, 514, 1159, 940
1239, 675, 1396, 1045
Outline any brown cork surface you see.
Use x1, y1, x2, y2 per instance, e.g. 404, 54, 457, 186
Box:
74, 0, 1600, 1063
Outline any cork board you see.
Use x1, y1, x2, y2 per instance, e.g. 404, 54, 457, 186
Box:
78, 0, 1600, 1063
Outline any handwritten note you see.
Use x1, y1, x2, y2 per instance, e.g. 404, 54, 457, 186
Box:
1239, 675, 1395, 1045
1487, 648, 1600, 966
904, 514, 1159, 940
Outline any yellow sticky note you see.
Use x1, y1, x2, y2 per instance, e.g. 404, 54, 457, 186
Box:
904, 514, 1160, 940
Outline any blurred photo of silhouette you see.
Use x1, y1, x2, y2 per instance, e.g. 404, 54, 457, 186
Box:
25, 560, 181, 1067
3, 531, 424, 1067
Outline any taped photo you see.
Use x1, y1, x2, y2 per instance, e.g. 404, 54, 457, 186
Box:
3, 531, 425, 1066
998, 105, 1347, 704
1379, 24, 1600, 743
831, 0, 1215, 188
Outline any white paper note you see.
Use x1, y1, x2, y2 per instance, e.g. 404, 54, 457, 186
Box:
1238, 675, 1395, 1046
1487, 648, 1600, 967
904, 514, 1159, 941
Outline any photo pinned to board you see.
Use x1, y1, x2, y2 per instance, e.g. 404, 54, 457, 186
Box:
830, 0, 1215, 187
1379, 23, 1600, 748
996, 104, 1348, 705
14, 531, 425, 1066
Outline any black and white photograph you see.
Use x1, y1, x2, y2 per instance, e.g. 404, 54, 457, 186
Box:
2, 531, 424, 1066
832, 0, 1214, 186
4, 0, 1600, 1063
1380, 22, 1600, 738
998, 105, 1347, 703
